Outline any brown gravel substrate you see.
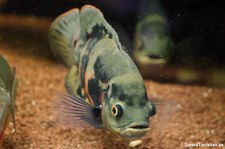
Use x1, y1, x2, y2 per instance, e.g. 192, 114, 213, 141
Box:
1, 37, 225, 148
0, 16, 225, 149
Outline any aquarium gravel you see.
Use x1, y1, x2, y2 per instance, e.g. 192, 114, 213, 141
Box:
0, 47, 225, 149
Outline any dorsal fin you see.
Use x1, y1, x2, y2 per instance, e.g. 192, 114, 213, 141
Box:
80, 5, 123, 51
48, 8, 80, 68
48, 5, 125, 68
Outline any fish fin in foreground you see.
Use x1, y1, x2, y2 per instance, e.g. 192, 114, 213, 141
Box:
53, 92, 103, 128
10, 67, 17, 131
0, 56, 17, 131
48, 8, 80, 68
0, 56, 13, 92
148, 95, 178, 130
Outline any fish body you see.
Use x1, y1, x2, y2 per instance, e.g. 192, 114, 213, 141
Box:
134, 14, 174, 65
133, 4, 225, 87
133, 0, 173, 66
49, 5, 156, 138
0, 56, 17, 144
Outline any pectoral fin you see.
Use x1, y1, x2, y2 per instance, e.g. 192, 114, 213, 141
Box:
53, 92, 103, 128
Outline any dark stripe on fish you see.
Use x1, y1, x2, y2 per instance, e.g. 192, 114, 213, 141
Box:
62, 19, 68, 26
91, 24, 113, 40
54, 28, 64, 36
94, 56, 109, 83
111, 84, 126, 101
80, 55, 89, 87
88, 78, 102, 106
50, 35, 60, 41
58, 22, 67, 31
85, 24, 114, 52
111, 83, 148, 107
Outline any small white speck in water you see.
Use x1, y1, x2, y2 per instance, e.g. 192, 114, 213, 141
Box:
129, 140, 142, 148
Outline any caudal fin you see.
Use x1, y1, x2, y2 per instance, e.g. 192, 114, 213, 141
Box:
48, 9, 80, 68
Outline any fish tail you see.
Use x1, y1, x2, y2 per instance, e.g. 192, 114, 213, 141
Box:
48, 8, 80, 68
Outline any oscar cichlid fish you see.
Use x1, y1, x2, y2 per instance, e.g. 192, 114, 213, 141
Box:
134, 14, 174, 65
48, 5, 156, 139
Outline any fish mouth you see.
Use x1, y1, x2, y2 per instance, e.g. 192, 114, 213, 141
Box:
134, 52, 167, 65
146, 54, 167, 64
148, 54, 164, 59
117, 122, 150, 138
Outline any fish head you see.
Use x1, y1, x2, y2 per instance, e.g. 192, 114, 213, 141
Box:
101, 76, 156, 138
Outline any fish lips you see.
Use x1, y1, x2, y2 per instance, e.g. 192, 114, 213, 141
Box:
134, 51, 167, 65
117, 121, 150, 138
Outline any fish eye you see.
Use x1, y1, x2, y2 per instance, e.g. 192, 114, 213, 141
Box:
149, 103, 156, 117
111, 103, 123, 117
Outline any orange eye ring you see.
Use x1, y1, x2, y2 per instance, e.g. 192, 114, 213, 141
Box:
111, 103, 123, 117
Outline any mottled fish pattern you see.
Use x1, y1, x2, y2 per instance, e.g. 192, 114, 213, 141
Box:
49, 5, 156, 138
